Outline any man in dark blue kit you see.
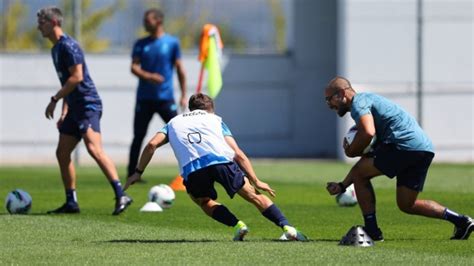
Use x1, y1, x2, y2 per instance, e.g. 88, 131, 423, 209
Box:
127, 8, 187, 179
37, 6, 132, 215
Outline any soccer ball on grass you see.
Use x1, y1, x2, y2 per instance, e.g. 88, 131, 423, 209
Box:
148, 184, 175, 209
5, 189, 32, 214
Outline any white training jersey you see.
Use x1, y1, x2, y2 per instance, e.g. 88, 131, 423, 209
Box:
159, 110, 235, 179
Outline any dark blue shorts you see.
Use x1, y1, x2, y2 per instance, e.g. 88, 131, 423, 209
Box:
184, 162, 245, 200
59, 110, 101, 140
373, 144, 434, 191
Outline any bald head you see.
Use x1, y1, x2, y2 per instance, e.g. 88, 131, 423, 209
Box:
325, 76, 352, 95
324, 76, 355, 117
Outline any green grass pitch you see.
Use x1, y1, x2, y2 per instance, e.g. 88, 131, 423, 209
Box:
0, 160, 473, 264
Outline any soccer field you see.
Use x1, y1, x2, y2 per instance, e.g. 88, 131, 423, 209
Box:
1, 160, 473, 265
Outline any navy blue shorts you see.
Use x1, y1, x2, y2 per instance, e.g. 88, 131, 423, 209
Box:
184, 162, 245, 200
59, 110, 101, 140
373, 144, 434, 191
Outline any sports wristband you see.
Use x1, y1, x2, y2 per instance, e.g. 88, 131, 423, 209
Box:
338, 182, 346, 193
135, 168, 144, 175
51, 96, 58, 103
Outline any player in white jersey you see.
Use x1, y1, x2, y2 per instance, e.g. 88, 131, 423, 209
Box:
125, 93, 307, 241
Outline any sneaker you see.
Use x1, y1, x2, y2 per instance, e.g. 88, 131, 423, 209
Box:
233, 221, 249, 241
283, 225, 308, 241
279, 233, 289, 241
363, 226, 384, 241
47, 203, 80, 214
451, 215, 474, 240
112, 195, 133, 215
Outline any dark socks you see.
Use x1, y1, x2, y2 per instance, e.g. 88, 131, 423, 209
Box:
110, 180, 124, 199
363, 212, 379, 232
443, 208, 465, 227
211, 205, 239, 227
65, 189, 77, 205
261, 204, 290, 228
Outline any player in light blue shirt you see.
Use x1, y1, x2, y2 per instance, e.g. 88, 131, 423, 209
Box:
351, 92, 433, 152
325, 76, 472, 240
125, 94, 307, 241
158, 118, 233, 180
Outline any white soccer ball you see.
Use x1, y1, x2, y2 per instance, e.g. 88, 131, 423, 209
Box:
148, 184, 175, 209
336, 184, 358, 207
344, 125, 376, 154
5, 189, 32, 214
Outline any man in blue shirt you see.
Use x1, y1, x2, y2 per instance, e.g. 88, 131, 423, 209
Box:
325, 76, 472, 241
37, 6, 132, 215
127, 8, 187, 179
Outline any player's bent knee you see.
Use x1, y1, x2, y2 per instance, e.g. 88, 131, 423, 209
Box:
399, 206, 416, 214
199, 198, 211, 207
55, 149, 71, 161
397, 200, 416, 214
192, 197, 212, 208
197, 198, 218, 215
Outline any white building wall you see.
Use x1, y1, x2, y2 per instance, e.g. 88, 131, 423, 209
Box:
338, 0, 473, 162
0, 0, 472, 165
0, 54, 192, 165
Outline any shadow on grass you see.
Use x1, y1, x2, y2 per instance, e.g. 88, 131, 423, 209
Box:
104, 238, 341, 244
105, 239, 218, 244
268, 239, 339, 243
0, 212, 52, 216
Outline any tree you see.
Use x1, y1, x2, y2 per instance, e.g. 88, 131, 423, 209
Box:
268, 0, 287, 53
139, 0, 247, 51
0, 0, 123, 52
61, 0, 125, 52
0, 0, 43, 51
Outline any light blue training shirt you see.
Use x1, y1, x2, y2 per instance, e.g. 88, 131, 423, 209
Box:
350, 92, 433, 152
132, 34, 181, 101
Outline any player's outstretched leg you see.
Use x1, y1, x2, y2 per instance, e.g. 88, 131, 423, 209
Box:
260, 204, 307, 241
83, 128, 132, 215
396, 186, 473, 240
237, 178, 307, 241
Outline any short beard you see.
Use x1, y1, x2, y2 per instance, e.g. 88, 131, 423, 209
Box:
337, 106, 349, 117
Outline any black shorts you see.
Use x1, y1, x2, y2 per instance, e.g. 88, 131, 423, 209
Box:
184, 162, 245, 200
135, 99, 178, 125
373, 144, 434, 192
59, 110, 101, 140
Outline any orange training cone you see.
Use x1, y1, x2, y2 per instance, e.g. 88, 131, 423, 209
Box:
169, 175, 186, 191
